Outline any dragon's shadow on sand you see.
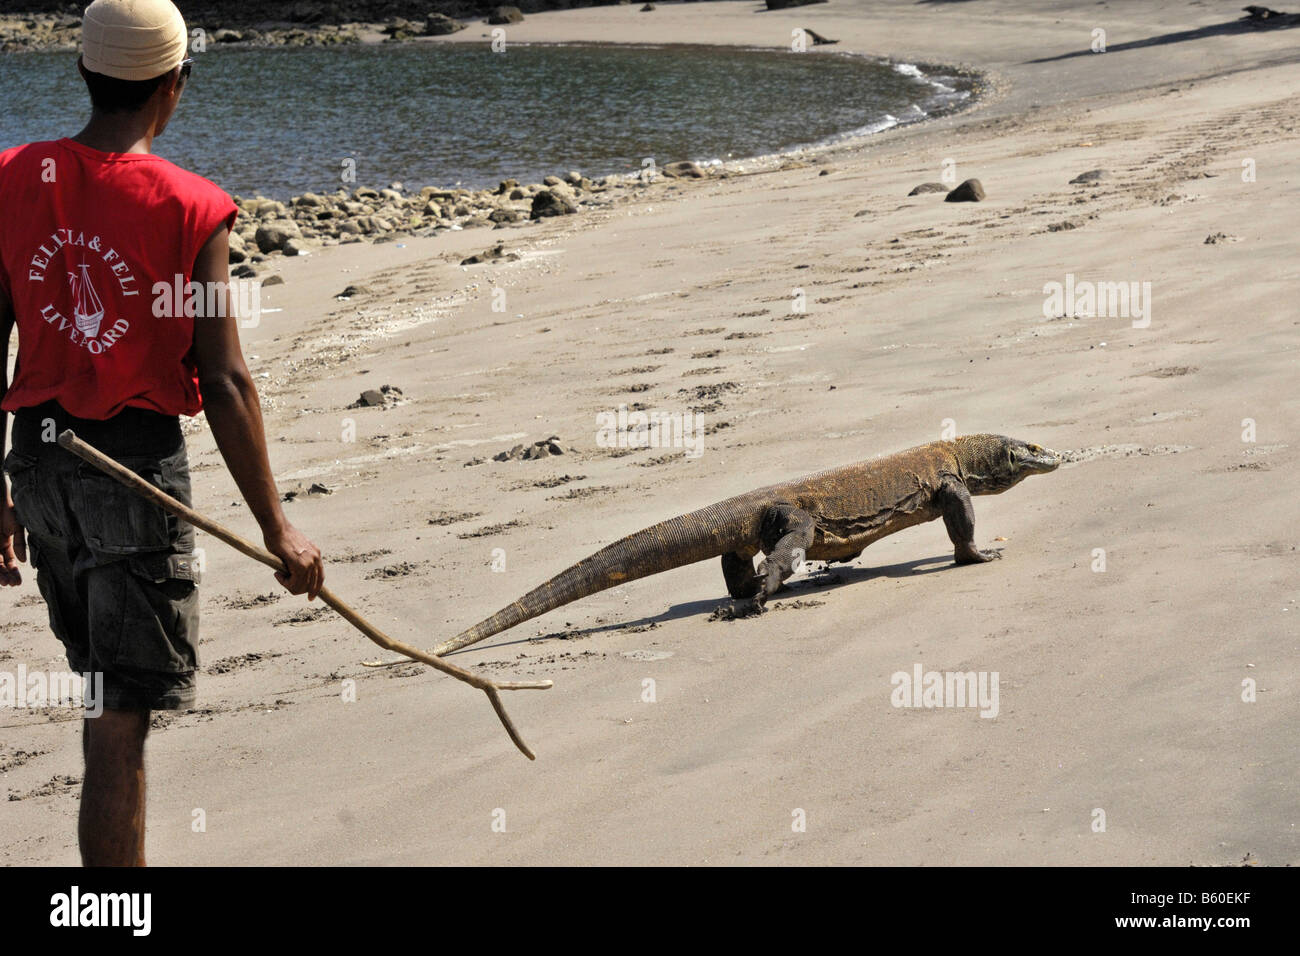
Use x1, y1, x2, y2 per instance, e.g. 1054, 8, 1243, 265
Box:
439, 552, 994, 655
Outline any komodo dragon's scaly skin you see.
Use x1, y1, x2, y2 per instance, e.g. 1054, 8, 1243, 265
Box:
433, 434, 1060, 656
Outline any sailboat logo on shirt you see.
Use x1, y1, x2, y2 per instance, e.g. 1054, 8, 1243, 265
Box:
67, 260, 106, 338
24, 227, 138, 356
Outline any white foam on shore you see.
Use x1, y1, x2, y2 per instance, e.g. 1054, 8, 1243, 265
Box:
700, 54, 979, 179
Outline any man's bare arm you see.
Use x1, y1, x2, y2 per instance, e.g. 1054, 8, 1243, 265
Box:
191, 223, 323, 599
0, 283, 24, 586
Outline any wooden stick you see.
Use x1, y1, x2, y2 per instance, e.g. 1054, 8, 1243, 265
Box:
57, 430, 551, 759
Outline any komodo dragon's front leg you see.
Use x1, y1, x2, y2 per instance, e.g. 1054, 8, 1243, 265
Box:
936, 477, 1002, 564
722, 503, 817, 612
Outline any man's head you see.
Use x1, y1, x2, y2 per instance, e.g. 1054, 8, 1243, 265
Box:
954, 434, 1061, 495
78, 0, 189, 127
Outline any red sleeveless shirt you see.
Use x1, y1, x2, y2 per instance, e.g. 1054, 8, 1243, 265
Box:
0, 138, 237, 419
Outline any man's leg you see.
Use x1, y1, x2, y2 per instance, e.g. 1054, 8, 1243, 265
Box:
80, 708, 150, 867
69, 419, 198, 867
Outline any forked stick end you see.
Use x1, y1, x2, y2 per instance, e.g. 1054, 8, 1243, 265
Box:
486, 687, 536, 760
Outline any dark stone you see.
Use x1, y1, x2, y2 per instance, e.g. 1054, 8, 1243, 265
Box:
944, 178, 986, 202
493, 437, 565, 462
254, 219, 301, 253
349, 385, 402, 410
662, 161, 706, 179
765, 0, 827, 9
461, 242, 520, 264
530, 189, 578, 219
908, 182, 949, 196
1069, 169, 1109, 184
486, 6, 524, 24
424, 13, 465, 35
382, 18, 417, 38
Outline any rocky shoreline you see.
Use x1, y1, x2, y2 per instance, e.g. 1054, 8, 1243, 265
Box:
226, 158, 753, 275
0, 4, 631, 52
0, 11, 429, 52
1, 4, 983, 276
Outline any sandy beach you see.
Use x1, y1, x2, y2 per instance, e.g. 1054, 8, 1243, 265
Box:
3, 0, 1298, 865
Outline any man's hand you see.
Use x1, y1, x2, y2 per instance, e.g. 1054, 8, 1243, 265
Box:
1, 490, 26, 587
264, 522, 323, 601
189, 223, 325, 603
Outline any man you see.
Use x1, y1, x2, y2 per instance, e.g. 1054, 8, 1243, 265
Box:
0, 0, 324, 866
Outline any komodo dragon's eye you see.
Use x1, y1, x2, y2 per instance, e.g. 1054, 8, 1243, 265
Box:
1007, 448, 1016, 466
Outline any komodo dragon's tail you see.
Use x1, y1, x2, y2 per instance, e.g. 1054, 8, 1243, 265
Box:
432, 498, 753, 656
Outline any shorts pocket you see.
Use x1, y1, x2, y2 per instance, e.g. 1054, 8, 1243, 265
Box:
74, 457, 172, 556
3, 450, 63, 539
93, 557, 199, 676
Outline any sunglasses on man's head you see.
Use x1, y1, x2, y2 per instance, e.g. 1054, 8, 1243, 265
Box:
179, 58, 193, 81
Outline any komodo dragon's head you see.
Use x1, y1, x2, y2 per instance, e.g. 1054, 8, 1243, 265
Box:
955, 434, 1061, 495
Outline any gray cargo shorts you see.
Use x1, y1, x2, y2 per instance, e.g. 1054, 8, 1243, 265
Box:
4, 401, 201, 711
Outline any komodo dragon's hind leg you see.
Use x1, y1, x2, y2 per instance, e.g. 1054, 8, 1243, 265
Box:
721, 552, 762, 599
751, 504, 817, 607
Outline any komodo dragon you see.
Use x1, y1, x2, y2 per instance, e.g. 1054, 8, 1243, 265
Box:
433, 434, 1060, 656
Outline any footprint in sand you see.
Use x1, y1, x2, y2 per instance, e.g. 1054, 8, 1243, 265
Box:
221, 592, 282, 610
206, 651, 284, 675
10, 775, 80, 802
364, 561, 430, 580
274, 606, 334, 626
427, 512, 479, 526
457, 520, 525, 540
0, 750, 48, 773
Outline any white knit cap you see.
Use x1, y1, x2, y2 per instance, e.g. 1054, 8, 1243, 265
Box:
81, 0, 188, 81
